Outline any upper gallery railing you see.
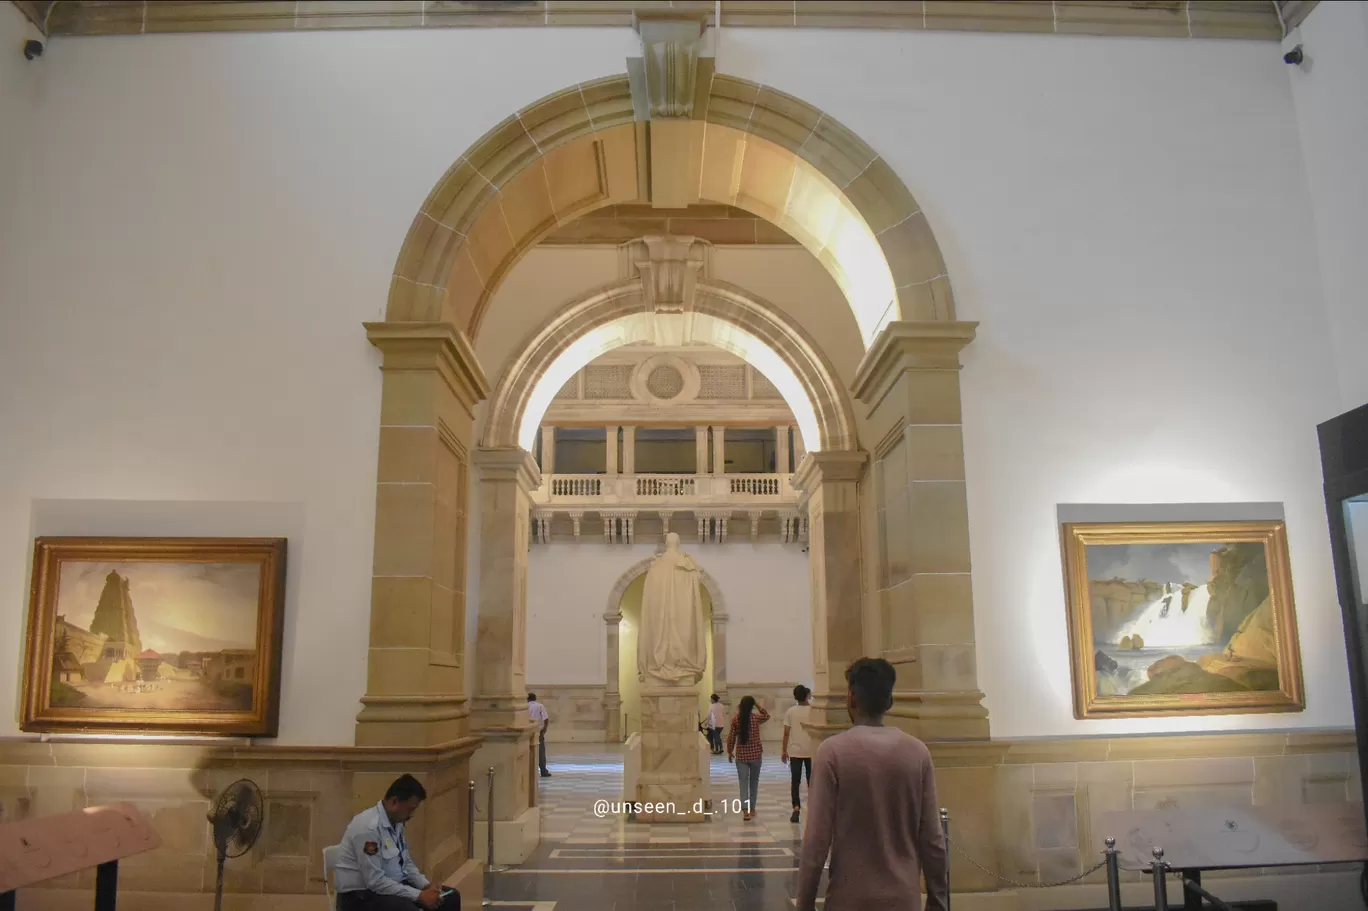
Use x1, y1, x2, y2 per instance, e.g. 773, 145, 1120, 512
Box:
533, 473, 795, 506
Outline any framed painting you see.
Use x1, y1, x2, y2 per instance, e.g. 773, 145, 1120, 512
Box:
1063, 521, 1304, 719
21, 537, 287, 736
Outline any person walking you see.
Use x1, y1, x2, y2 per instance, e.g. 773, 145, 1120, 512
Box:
527, 693, 550, 777
726, 695, 770, 821
706, 693, 726, 754
781, 684, 814, 824
795, 657, 948, 911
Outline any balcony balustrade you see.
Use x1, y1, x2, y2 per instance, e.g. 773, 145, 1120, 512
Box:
531, 472, 796, 508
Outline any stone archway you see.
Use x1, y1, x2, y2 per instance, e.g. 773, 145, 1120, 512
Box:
359, 62, 987, 865
602, 556, 728, 743
387, 74, 957, 346
479, 270, 860, 456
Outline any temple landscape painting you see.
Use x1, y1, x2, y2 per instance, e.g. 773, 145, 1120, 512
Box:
1063, 521, 1304, 719
22, 537, 287, 735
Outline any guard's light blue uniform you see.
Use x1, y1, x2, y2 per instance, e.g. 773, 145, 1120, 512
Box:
334, 801, 430, 901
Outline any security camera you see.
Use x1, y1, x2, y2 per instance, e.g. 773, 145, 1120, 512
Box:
23, 39, 43, 61
1284, 45, 1304, 65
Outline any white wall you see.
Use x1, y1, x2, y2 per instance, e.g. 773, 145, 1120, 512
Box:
0, 27, 635, 745
0, 5, 42, 267
1, 23, 1356, 743
1284, 1, 1368, 411
525, 541, 811, 687
720, 30, 1351, 737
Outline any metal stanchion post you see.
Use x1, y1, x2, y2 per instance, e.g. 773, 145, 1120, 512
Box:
467, 780, 477, 863
940, 808, 951, 911
1105, 837, 1123, 911
1151, 847, 1169, 911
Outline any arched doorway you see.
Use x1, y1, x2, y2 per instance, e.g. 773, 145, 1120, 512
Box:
359, 62, 986, 867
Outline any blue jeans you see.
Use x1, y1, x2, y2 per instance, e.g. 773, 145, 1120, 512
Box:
736, 758, 761, 812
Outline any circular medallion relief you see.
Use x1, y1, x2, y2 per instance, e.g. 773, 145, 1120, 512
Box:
646, 365, 685, 399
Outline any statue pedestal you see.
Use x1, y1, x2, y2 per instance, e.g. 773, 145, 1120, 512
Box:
623, 683, 709, 823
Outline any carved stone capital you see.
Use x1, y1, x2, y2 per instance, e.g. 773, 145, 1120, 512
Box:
365, 321, 490, 413
792, 450, 869, 492
473, 446, 541, 492
852, 321, 978, 407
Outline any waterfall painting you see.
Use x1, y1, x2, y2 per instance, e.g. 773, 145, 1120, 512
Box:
20, 537, 287, 736
1063, 521, 1304, 719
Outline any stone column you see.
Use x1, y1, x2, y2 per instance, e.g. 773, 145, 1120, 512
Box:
540, 425, 556, 475
604, 612, 623, 742
711, 612, 729, 698
606, 425, 619, 475
792, 450, 869, 742
775, 426, 791, 474
622, 425, 636, 475
852, 322, 989, 741
695, 426, 708, 474
470, 447, 542, 863
358, 321, 486, 895
712, 426, 725, 475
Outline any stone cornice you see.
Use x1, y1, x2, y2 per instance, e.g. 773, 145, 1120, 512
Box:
42, 1, 1287, 42
365, 320, 491, 412
792, 450, 869, 493
851, 320, 978, 407
473, 446, 542, 492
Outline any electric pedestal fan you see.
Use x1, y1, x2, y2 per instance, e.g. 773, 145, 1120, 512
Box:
207, 778, 264, 911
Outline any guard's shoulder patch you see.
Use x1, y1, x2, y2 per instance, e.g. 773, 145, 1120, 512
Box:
363, 841, 378, 856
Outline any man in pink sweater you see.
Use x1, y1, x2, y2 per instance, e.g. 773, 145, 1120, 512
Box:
795, 657, 949, 911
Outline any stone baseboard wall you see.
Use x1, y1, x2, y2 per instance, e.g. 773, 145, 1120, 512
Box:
0, 736, 482, 909
530, 681, 807, 743
925, 730, 1362, 894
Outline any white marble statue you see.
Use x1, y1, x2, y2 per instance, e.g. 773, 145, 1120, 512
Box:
637, 532, 708, 685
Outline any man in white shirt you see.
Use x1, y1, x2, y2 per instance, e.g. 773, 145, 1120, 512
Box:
706, 693, 726, 754
527, 692, 550, 777
782, 684, 815, 824
334, 774, 459, 910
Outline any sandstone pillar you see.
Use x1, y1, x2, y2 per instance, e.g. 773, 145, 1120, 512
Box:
605, 611, 623, 742
695, 426, 709, 474
711, 611, 729, 697
358, 321, 487, 896
606, 425, 619, 474
470, 446, 541, 863
622, 425, 636, 475
540, 425, 555, 475
775, 426, 791, 474
792, 450, 869, 740
711, 425, 726, 475
852, 322, 989, 740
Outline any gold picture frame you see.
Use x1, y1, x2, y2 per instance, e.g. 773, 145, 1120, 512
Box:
21, 537, 287, 736
1063, 521, 1304, 719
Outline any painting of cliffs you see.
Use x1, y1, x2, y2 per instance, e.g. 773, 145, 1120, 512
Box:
48, 561, 261, 713
1087, 540, 1282, 699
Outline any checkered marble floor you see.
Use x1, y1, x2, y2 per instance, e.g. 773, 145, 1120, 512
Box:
536, 744, 809, 847
484, 744, 819, 910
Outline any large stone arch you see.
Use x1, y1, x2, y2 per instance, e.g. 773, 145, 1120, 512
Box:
389, 74, 955, 348
479, 276, 859, 454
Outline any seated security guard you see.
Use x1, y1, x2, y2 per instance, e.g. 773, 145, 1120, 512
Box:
335, 774, 459, 910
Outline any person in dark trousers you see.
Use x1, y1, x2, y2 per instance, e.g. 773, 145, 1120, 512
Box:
527, 692, 551, 776
707, 693, 726, 754
334, 774, 460, 909
781, 684, 814, 824
795, 658, 948, 911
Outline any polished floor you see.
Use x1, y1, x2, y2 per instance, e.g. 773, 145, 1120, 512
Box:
484, 743, 821, 910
